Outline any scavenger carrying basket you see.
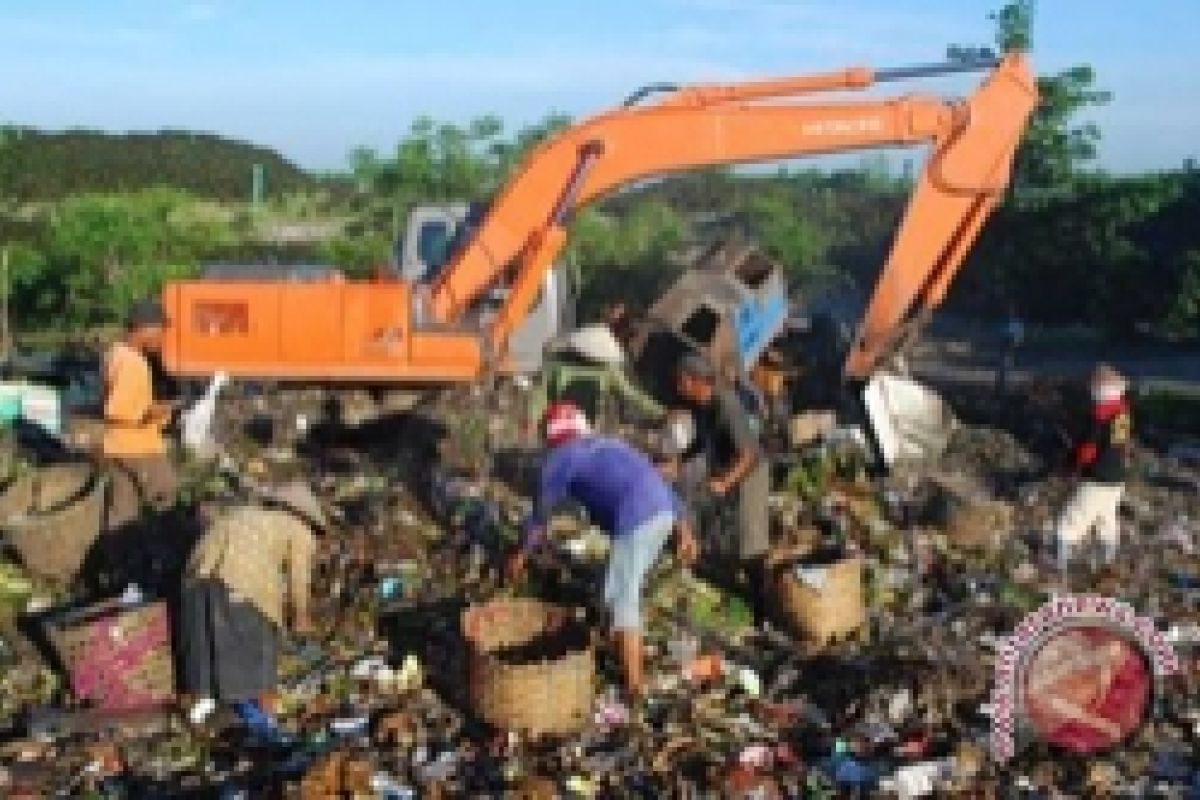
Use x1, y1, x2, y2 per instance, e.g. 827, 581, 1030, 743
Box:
2, 463, 106, 583
462, 597, 594, 736
44, 598, 175, 711
770, 547, 865, 648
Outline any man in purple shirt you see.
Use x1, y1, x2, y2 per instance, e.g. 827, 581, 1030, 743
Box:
507, 402, 698, 701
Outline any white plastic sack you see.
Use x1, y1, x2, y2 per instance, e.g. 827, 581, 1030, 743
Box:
552, 324, 626, 365
662, 411, 696, 458
891, 760, 952, 799
863, 373, 956, 467
181, 371, 229, 452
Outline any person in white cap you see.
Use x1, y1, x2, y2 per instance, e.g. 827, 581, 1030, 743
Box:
1055, 363, 1134, 569
178, 481, 327, 739
541, 322, 664, 425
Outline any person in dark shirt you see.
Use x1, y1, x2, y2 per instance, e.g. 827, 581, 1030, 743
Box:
674, 353, 772, 627
1055, 364, 1133, 568
508, 402, 697, 701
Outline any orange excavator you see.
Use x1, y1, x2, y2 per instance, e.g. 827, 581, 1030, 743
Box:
161, 52, 1037, 410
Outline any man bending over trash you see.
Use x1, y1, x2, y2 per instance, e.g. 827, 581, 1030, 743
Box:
507, 402, 698, 703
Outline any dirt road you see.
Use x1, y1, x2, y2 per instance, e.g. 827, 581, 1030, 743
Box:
909, 336, 1200, 392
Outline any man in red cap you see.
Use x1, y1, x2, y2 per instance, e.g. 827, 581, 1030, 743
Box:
508, 402, 697, 702
1056, 363, 1134, 569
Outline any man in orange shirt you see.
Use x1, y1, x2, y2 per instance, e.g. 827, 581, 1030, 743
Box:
104, 300, 171, 459
102, 300, 179, 551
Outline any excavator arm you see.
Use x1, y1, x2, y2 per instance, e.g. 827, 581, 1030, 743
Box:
430, 53, 1038, 379
160, 53, 1036, 391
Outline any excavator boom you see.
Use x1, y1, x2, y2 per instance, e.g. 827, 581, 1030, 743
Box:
430, 53, 1036, 375
162, 53, 1037, 385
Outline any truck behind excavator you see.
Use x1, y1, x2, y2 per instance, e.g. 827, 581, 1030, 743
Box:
160, 51, 1038, 462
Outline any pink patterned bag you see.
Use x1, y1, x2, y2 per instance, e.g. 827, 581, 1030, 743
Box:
46, 599, 175, 711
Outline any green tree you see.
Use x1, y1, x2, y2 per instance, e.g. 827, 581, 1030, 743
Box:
0, 129, 312, 201
2, 242, 61, 322
316, 233, 392, 278
744, 189, 830, 279
984, 1, 1112, 191
567, 199, 686, 315
350, 113, 575, 241
46, 190, 225, 325
491, 113, 572, 178
991, 0, 1033, 51
1164, 251, 1200, 338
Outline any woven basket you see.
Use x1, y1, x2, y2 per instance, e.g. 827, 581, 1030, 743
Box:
772, 553, 865, 647
3, 470, 106, 583
0, 473, 34, 520
45, 599, 174, 711
463, 597, 593, 736
32, 462, 94, 512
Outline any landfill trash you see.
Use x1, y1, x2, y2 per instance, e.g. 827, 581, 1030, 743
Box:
684, 653, 723, 684
739, 743, 773, 769
0, 372, 1193, 797
594, 699, 630, 727
736, 666, 763, 698
884, 759, 952, 798
371, 772, 417, 799
25, 595, 52, 613
118, 583, 145, 605
1161, 516, 1195, 554
188, 698, 217, 725
663, 411, 696, 457
396, 653, 423, 689
565, 773, 597, 796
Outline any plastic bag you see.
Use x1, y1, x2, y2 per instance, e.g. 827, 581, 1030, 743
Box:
182, 371, 229, 452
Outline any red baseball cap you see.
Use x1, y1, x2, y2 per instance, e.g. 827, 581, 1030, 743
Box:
542, 402, 591, 447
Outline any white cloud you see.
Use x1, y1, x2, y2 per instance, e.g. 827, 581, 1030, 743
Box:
6, 18, 162, 49
183, 2, 219, 23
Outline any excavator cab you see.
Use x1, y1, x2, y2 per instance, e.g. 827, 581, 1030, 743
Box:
395, 204, 469, 284
395, 204, 576, 375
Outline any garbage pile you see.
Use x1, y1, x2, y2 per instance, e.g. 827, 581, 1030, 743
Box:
0, 384, 1197, 798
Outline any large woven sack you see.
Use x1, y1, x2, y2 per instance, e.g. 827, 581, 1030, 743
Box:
462, 597, 593, 736
772, 551, 865, 648
3, 469, 105, 583
32, 462, 93, 512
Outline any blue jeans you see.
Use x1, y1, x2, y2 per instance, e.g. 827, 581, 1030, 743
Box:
604, 513, 674, 631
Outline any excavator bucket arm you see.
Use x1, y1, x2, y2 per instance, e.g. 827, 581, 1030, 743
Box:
429, 54, 1037, 365
843, 54, 1038, 379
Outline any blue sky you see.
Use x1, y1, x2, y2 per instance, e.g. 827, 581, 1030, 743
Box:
1, 0, 1196, 173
